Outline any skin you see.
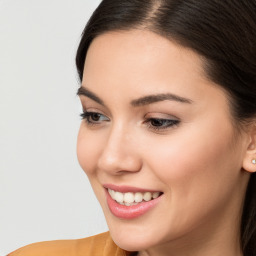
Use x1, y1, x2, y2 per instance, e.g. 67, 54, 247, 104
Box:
77, 29, 254, 256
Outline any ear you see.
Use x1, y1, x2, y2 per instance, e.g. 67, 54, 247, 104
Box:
242, 124, 256, 173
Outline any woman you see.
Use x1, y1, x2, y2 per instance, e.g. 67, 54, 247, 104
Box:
9, 0, 256, 255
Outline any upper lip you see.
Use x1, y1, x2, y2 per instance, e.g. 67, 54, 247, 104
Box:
103, 184, 162, 193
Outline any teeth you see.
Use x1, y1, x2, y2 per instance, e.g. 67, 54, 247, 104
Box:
123, 192, 134, 204
108, 189, 161, 205
153, 192, 160, 199
134, 192, 143, 203
109, 189, 115, 198
143, 192, 152, 202
115, 191, 124, 203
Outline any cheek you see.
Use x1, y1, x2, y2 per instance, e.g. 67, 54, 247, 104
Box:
77, 125, 102, 176
140, 122, 243, 233
145, 121, 239, 205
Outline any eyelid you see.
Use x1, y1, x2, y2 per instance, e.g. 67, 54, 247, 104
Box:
144, 112, 179, 120
144, 118, 180, 132
142, 112, 181, 132
80, 111, 110, 127
82, 107, 109, 117
79, 96, 112, 117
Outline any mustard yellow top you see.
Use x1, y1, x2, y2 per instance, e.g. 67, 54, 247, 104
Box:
8, 232, 136, 256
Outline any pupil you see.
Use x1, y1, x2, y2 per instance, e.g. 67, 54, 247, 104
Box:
151, 119, 164, 126
92, 113, 100, 121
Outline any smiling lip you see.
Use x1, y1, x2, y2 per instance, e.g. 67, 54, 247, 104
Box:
103, 184, 160, 193
104, 184, 163, 219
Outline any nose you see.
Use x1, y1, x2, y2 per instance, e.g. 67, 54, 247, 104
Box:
97, 124, 142, 175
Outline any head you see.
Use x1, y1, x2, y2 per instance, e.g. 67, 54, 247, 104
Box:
76, 0, 256, 255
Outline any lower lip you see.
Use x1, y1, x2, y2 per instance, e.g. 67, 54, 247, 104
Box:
105, 189, 162, 219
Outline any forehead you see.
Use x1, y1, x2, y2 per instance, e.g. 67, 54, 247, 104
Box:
82, 29, 228, 111
83, 29, 206, 86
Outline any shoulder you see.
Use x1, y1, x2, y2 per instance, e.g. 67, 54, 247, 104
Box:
7, 238, 77, 256
8, 232, 130, 256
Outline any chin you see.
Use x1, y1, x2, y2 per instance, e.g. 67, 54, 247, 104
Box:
110, 229, 155, 252
106, 218, 166, 252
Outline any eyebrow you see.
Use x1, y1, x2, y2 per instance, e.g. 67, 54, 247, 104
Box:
77, 86, 105, 106
131, 93, 193, 106
77, 86, 193, 107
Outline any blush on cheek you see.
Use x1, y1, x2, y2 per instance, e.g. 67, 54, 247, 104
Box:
149, 125, 233, 189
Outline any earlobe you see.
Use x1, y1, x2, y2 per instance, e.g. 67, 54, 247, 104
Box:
242, 157, 256, 173
242, 125, 256, 173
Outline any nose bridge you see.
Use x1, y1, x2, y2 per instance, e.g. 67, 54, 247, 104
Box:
97, 121, 141, 174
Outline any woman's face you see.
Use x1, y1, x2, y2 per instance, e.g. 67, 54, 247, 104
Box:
77, 30, 249, 252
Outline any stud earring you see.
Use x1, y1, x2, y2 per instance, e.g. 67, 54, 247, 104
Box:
252, 159, 256, 165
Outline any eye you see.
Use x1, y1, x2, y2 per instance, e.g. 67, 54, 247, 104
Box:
145, 118, 180, 131
80, 111, 110, 125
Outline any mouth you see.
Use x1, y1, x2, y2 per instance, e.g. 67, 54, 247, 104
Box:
104, 185, 163, 219
107, 188, 163, 206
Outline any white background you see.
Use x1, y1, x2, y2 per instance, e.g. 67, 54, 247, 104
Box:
0, 1, 108, 255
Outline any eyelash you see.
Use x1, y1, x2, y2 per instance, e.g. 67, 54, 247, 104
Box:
80, 111, 180, 131
144, 118, 180, 131
80, 111, 110, 126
